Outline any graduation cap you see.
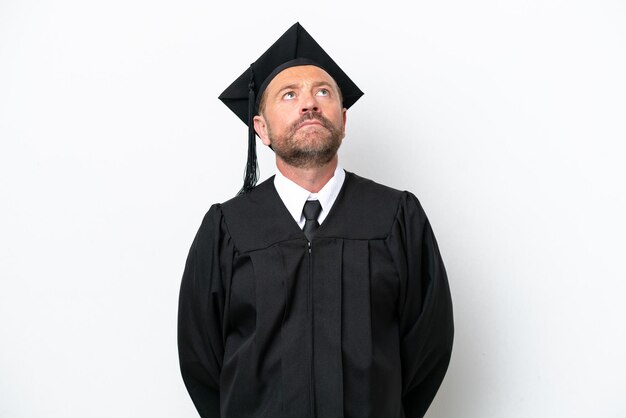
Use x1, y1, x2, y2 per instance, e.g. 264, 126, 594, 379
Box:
219, 22, 364, 194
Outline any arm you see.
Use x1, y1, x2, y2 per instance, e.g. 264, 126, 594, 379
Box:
178, 206, 226, 417
393, 193, 454, 417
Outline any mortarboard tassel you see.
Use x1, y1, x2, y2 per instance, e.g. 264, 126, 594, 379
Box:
238, 65, 259, 195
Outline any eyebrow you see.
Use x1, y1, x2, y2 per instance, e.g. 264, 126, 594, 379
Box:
276, 83, 300, 94
275, 81, 335, 96
311, 81, 334, 89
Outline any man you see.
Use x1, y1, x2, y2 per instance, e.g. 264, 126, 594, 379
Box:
178, 23, 454, 418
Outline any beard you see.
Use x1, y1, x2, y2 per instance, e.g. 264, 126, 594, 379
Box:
267, 112, 344, 169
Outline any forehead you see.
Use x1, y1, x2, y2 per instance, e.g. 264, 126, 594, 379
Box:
266, 65, 338, 92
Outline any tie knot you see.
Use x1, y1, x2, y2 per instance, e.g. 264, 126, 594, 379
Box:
302, 200, 322, 221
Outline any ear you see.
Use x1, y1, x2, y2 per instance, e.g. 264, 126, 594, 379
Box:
253, 114, 271, 146
341, 108, 347, 137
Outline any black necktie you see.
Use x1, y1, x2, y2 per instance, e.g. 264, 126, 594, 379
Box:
302, 200, 322, 242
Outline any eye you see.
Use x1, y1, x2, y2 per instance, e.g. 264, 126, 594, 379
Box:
316, 88, 329, 97
283, 91, 296, 100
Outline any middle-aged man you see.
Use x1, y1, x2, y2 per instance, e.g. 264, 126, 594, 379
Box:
178, 22, 454, 418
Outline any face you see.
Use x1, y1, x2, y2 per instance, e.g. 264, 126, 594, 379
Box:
253, 65, 347, 169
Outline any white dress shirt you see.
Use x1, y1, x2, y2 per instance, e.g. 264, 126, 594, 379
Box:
274, 165, 346, 229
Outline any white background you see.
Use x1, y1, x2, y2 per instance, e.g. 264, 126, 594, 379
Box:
1, 0, 625, 417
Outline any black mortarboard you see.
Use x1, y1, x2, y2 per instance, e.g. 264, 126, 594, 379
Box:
219, 22, 364, 194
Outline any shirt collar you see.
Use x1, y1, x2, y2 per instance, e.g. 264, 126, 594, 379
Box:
274, 164, 346, 227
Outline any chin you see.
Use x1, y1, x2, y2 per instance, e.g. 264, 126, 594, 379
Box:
294, 130, 331, 144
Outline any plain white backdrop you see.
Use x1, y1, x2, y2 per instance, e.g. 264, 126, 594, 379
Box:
1, 0, 625, 417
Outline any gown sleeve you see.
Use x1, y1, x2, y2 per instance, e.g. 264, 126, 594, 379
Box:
389, 192, 454, 418
178, 205, 228, 417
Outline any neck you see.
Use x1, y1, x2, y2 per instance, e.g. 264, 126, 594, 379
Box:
276, 156, 338, 193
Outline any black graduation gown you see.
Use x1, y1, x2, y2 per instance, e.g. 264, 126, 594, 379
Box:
178, 171, 454, 418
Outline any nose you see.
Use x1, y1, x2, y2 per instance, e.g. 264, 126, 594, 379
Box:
300, 91, 319, 114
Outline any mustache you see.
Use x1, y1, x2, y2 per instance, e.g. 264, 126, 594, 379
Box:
290, 112, 336, 133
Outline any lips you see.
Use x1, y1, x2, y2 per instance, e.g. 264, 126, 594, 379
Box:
290, 113, 332, 134
297, 120, 324, 129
